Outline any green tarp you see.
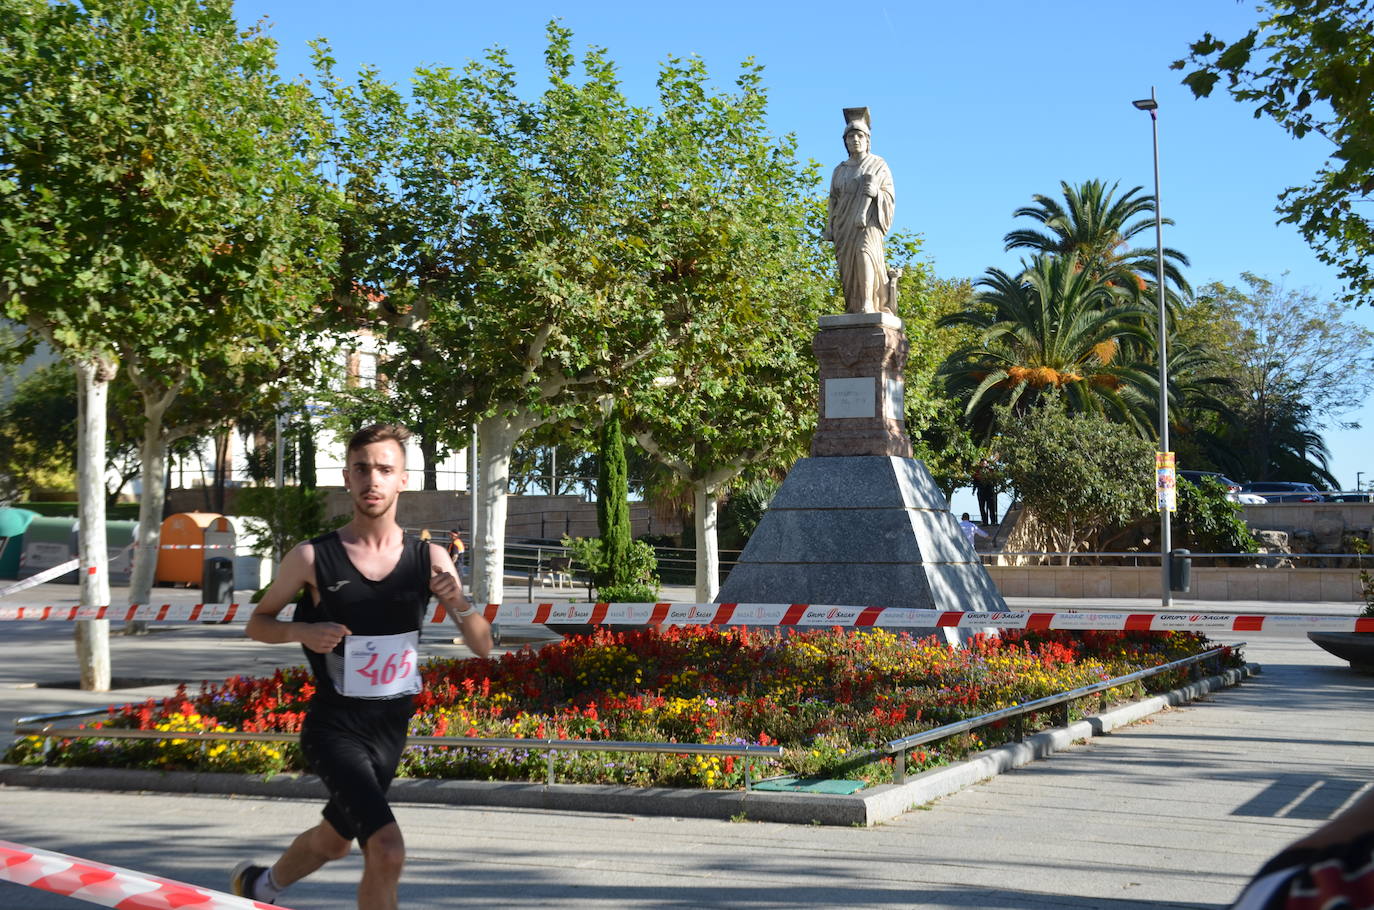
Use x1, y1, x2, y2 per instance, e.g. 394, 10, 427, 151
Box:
752, 777, 867, 795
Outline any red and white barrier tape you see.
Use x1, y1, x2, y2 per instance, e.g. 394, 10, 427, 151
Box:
0, 601, 1370, 634
0, 558, 82, 597
0, 839, 283, 909
141, 543, 236, 550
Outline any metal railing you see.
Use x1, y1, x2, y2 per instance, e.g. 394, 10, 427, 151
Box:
982, 551, 1372, 568
879, 644, 1238, 783
13, 709, 783, 789
500, 540, 744, 597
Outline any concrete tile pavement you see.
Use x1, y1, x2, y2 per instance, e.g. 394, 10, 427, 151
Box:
1, 580, 1371, 907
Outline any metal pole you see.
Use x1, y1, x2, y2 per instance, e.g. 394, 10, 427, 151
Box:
1151, 92, 1170, 608
1136, 87, 1171, 608
469, 425, 478, 590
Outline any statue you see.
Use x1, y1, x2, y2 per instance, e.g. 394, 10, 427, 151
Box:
822, 107, 897, 315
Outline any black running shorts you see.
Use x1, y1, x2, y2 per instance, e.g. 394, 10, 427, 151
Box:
299, 696, 414, 845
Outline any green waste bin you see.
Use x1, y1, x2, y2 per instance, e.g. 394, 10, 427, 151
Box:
1170, 548, 1192, 593
0, 507, 39, 579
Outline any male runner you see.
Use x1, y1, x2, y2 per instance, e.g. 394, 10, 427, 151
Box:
232, 423, 492, 909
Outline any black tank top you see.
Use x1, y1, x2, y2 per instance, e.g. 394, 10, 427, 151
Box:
295, 530, 432, 705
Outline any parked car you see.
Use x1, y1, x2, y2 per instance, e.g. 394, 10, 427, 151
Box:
1323, 490, 1374, 503
1238, 481, 1325, 503
1179, 470, 1241, 492
1177, 470, 1265, 503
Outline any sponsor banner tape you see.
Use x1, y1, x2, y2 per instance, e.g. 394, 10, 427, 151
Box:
0, 602, 1371, 634
0, 838, 283, 909
0, 558, 81, 598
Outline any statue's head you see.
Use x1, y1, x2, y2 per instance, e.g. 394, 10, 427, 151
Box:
843, 120, 870, 156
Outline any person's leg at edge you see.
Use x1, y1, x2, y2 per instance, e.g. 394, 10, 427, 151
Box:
270, 820, 353, 893
358, 822, 405, 910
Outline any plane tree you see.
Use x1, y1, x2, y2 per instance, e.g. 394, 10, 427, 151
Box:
0, 0, 334, 682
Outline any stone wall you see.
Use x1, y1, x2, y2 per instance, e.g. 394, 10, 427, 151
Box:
987, 565, 1361, 601
165, 487, 681, 541
1240, 502, 1373, 557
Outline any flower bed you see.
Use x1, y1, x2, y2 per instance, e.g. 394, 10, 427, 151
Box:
5, 626, 1242, 790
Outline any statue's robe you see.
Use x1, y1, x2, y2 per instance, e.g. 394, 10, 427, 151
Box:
824, 153, 895, 314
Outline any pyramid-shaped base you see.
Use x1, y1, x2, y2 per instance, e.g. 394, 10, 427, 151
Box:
715, 457, 1005, 642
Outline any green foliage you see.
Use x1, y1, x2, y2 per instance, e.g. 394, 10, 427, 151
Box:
997, 398, 1157, 553
717, 476, 780, 551
0, 0, 334, 373
1351, 538, 1374, 618
1173, 0, 1374, 305
1179, 275, 1372, 483
234, 486, 347, 560
0, 361, 143, 501
938, 256, 1159, 440
1175, 479, 1259, 555
1003, 179, 1190, 297
561, 535, 659, 601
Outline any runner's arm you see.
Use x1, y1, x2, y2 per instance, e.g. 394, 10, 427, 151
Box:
246, 543, 350, 653
429, 543, 492, 658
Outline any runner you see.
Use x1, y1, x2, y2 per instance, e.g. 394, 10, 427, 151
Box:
232, 423, 491, 909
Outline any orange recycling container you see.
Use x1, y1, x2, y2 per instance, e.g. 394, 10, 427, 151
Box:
155, 511, 236, 585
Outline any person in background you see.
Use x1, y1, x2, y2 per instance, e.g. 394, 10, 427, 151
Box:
958, 512, 989, 548
446, 529, 465, 575
972, 458, 998, 526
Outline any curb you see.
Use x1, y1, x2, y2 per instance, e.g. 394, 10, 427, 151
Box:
0, 662, 1259, 827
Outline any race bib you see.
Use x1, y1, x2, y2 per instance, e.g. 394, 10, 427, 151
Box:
340, 631, 420, 698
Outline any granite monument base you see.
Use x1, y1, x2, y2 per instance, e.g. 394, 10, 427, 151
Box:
714, 456, 1006, 644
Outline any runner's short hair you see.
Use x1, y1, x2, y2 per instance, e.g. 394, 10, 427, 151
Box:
346, 423, 411, 456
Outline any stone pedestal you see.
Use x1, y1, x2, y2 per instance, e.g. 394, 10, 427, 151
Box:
715, 314, 1006, 642
811, 313, 911, 458
714, 457, 1006, 642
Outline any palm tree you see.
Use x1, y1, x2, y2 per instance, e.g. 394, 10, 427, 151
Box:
1004, 179, 1191, 299
938, 256, 1160, 439
1214, 396, 1337, 486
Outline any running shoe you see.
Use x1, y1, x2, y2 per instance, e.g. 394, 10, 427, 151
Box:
229, 860, 273, 903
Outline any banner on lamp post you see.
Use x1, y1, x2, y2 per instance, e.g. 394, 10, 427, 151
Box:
1156, 451, 1177, 512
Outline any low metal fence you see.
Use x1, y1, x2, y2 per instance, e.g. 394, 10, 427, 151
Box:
879, 644, 1238, 783
12, 708, 783, 789
981, 551, 1372, 568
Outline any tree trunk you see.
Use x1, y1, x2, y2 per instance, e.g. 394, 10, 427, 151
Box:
213, 428, 231, 512
298, 411, 316, 489
472, 416, 522, 607
124, 416, 170, 635
693, 481, 720, 603
420, 432, 438, 491
74, 357, 113, 692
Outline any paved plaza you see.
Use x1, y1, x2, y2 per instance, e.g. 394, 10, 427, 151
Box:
1, 580, 1370, 908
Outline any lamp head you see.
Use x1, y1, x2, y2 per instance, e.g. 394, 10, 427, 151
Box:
1132, 98, 1158, 111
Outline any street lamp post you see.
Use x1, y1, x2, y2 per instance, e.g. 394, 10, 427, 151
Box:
1133, 87, 1171, 608
1358, 471, 1365, 493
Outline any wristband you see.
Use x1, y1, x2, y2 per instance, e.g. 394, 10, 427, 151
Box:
454, 606, 478, 618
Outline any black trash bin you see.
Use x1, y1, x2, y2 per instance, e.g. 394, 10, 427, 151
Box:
1170, 548, 1192, 593
201, 556, 234, 605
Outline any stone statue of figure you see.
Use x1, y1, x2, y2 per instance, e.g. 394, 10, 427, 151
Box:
822, 107, 897, 315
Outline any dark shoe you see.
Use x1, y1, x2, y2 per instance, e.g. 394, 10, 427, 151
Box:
230, 861, 272, 903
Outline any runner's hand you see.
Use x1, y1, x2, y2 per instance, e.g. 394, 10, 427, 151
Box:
429, 567, 463, 606
298, 622, 350, 653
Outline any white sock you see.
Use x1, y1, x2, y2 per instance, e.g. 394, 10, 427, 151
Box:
254, 867, 284, 902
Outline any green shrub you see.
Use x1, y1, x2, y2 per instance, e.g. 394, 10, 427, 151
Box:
1176, 479, 1259, 556
235, 485, 346, 558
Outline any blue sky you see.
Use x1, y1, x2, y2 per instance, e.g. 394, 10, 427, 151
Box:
233, 0, 1373, 501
